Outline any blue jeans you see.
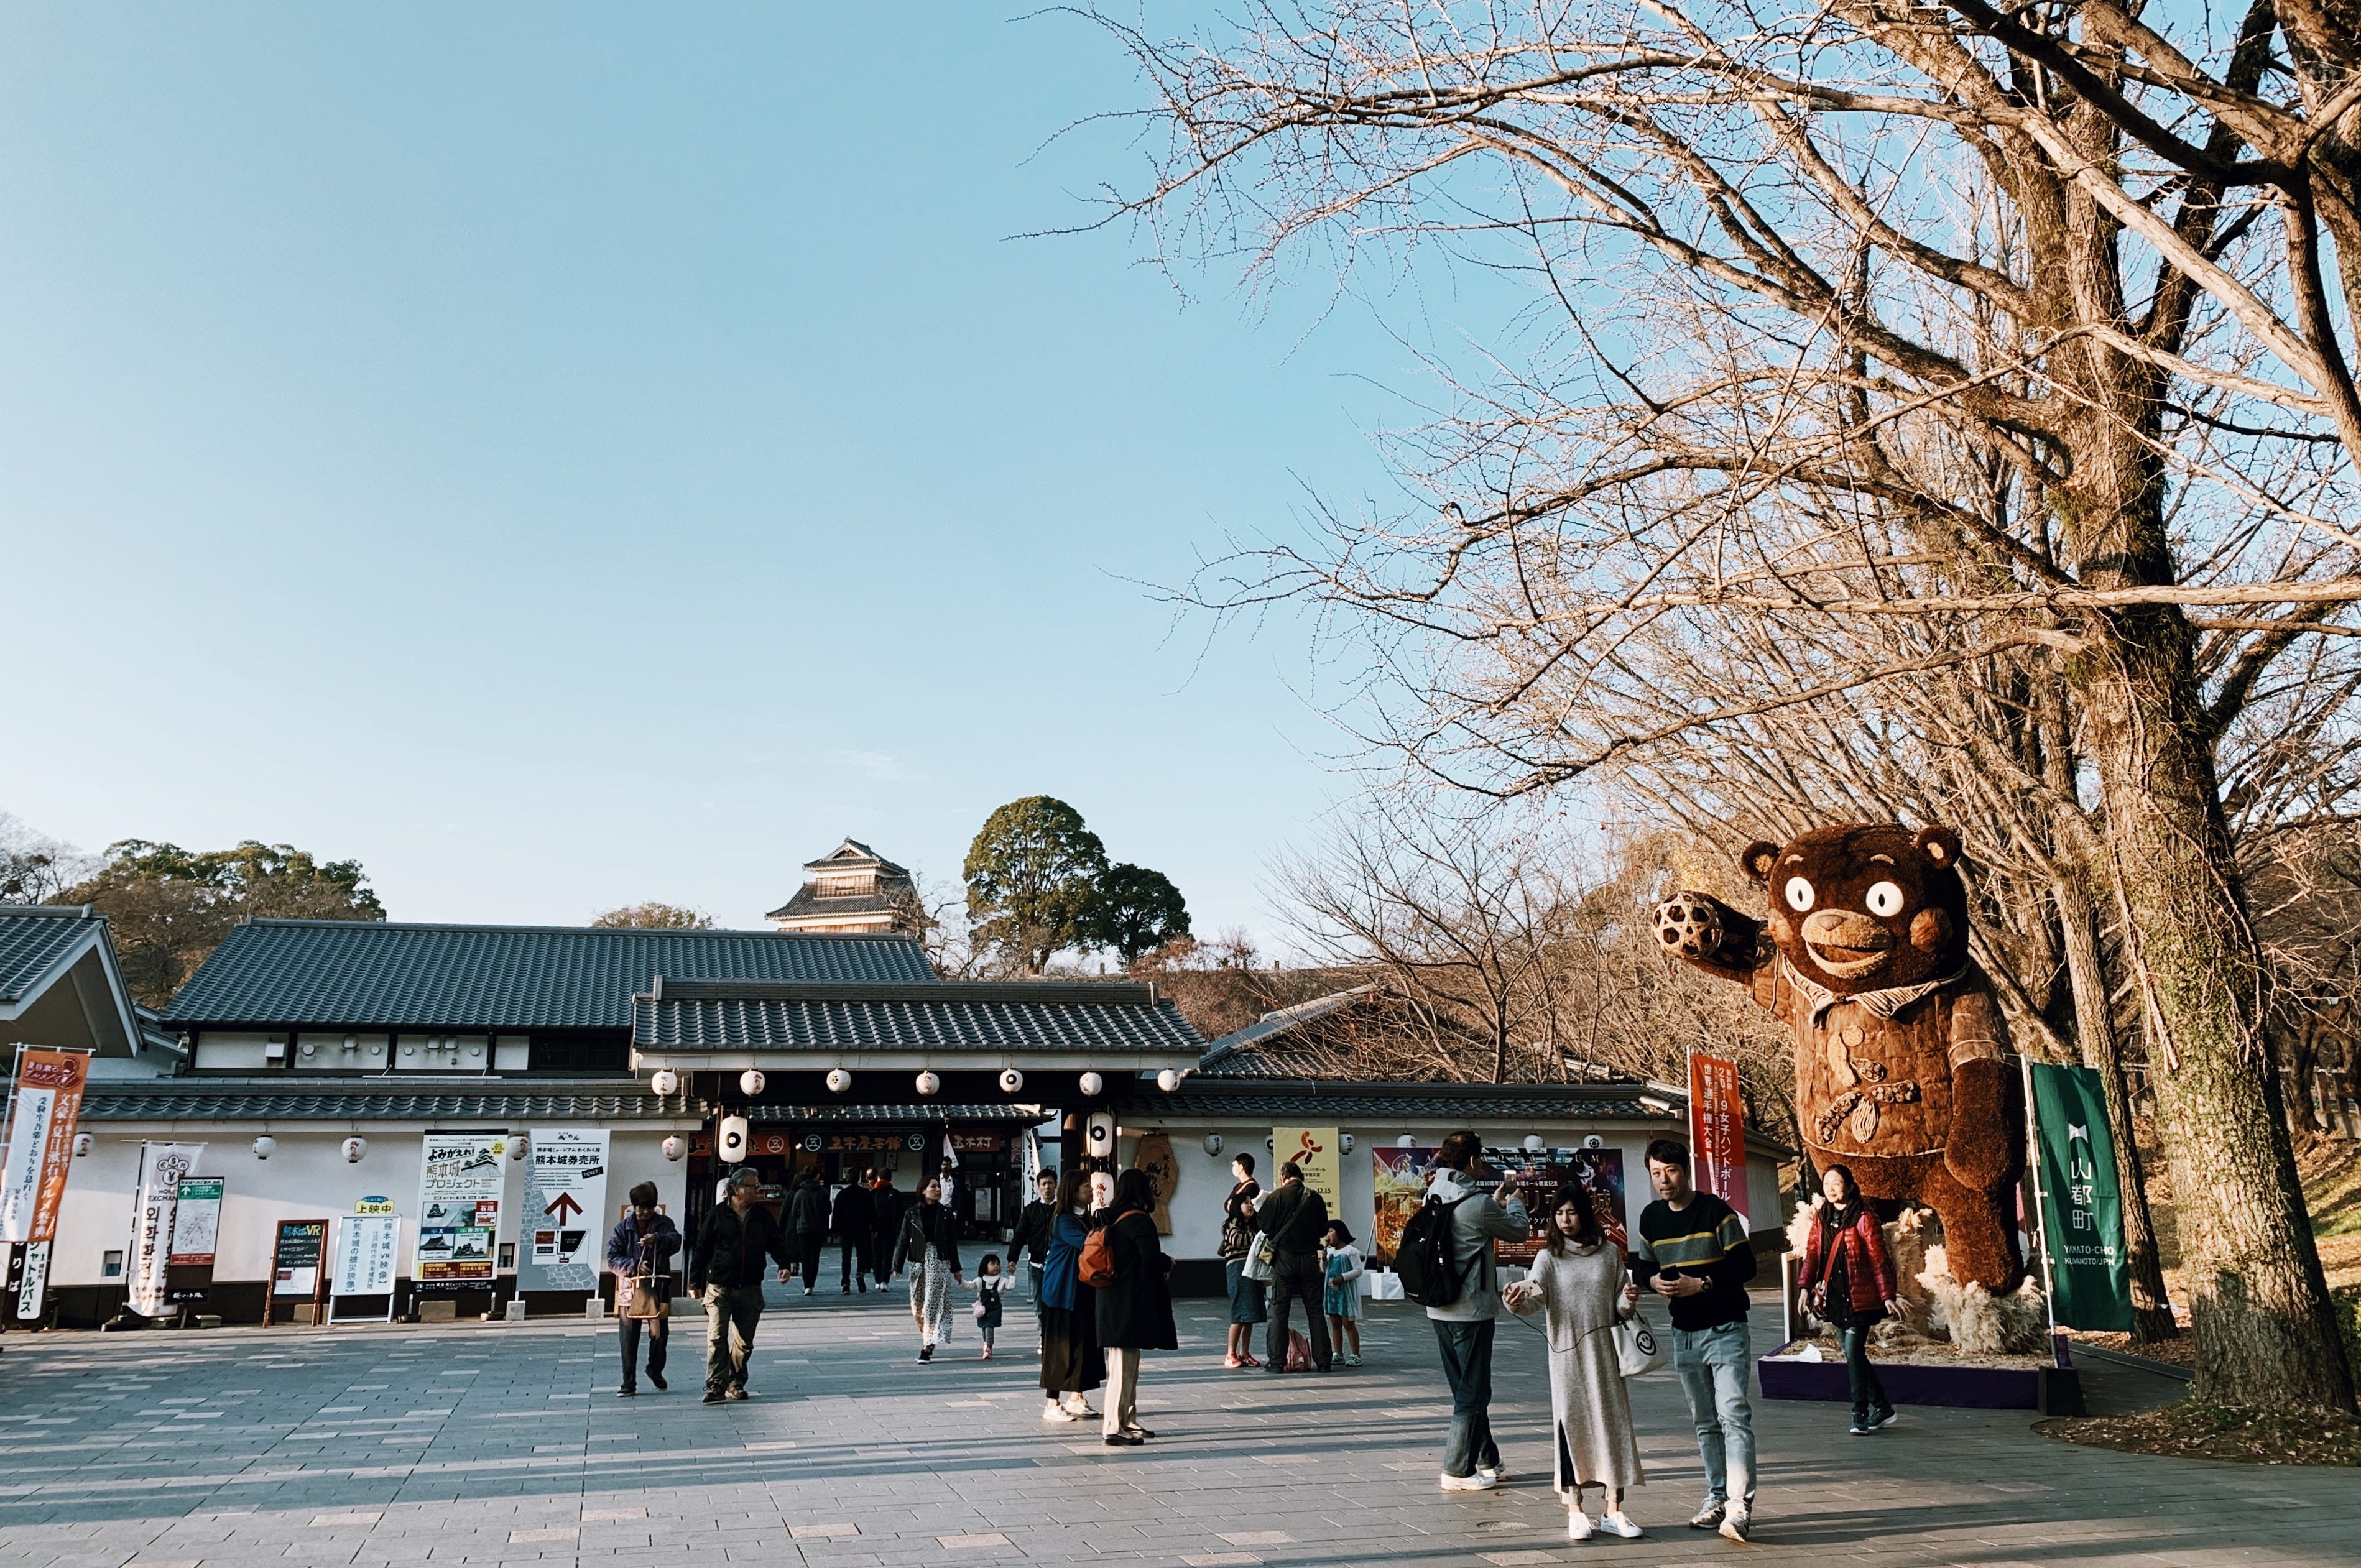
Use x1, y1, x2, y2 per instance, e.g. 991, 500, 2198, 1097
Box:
1431, 1317, 1500, 1478
1671, 1320, 1756, 1511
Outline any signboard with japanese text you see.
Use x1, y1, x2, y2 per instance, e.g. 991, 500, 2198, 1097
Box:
2030, 1062, 2133, 1331
272, 1219, 330, 1300
127, 1142, 203, 1317
331, 1212, 401, 1298
1688, 1051, 1750, 1225
1272, 1127, 1341, 1220
0, 1046, 91, 1244
165, 1176, 224, 1304
795, 1130, 926, 1153
1479, 1146, 1630, 1265
521, 1128, 609, 1291
12, 1238, 50, 1321
414, 1132, 507, 1286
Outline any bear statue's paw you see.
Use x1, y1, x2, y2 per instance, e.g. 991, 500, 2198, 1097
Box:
1654, 895, 1723, 959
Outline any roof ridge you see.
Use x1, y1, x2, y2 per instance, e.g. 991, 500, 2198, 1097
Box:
235, 918, 923, 941
0, 903, 96, 918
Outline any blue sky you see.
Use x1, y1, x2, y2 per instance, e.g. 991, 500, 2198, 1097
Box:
0, 6, 1438, 947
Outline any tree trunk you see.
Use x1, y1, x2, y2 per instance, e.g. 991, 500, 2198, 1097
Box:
2079, 631, 2355, 1410
2052, 871, 2179, 1344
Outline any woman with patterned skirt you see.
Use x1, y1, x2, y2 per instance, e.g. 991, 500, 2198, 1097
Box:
892, 1177, 966, 1362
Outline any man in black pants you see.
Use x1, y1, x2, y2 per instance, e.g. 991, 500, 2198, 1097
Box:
785, 1169, 829, 1295
1255, 1161, 1331, 1373
1008, 1168, 1058, 1304
833, 1169, 874, 1294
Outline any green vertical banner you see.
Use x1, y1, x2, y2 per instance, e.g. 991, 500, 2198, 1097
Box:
2028, 1063, 2133, 1332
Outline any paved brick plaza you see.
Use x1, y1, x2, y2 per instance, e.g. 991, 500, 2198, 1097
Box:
0, 1288, 2351, 1568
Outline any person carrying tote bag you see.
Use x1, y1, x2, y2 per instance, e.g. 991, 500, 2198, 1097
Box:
1502, 1194, 1647, 1542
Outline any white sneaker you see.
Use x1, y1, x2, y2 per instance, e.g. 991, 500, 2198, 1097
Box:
1439, 1472, 1498, 1492
1687, 1500, 1725, 1530
1599, 1512, 1643, 1539
1567, 1510, 1594, 1541
1041, 1403, 1079, 1423
1719, 1506, 1752, 1543
1478, 1463, 1509, 1483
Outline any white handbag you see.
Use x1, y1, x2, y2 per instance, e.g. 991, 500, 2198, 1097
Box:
1242, 1231, 1275, 1283
1614, 1314, 1668, 1377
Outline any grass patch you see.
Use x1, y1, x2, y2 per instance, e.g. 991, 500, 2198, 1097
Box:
2038, 1397, 2361, 1467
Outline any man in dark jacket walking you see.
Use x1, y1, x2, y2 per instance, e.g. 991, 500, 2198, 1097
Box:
833, 1171, 874, 1294
1255, 1161, 1332, 1373
690, 1169, 793, 1403
1009, 1169, 1058, 1304
604, 1181, 680, 1396
869, 1173, 905, 1291
785, 1170, 829, 1296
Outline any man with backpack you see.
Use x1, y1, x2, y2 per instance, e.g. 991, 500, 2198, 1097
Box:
1253, 1161, 1331, 1373
1400, 1131, 1528, 1491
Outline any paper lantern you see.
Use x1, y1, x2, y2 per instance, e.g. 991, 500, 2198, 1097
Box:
650, 1068, 680, 1096
342, 1137, 367, 1164
662, 1136, 684, 1161
1157, 1069, 1180, 1093
915, 1071, 941, 1097
998, 1069, 1024, 1094
826, 1069, 852, 1094
739, 1069, 767, 1096
1078, 1071, 1104, 1097
252, 1136, 277, 1159
718, 1116, 751, 1163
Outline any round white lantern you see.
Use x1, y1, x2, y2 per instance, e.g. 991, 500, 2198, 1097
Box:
826, 1069, 852, 1094
739, 1069, 767, 1096
1340, 1133, 1356, 1155
1523, 1134, 1546, 1153
252, 1135, 277, 1160
1397, 1134, 1417, 1148
998, 1068, 1024, 1094
509, 1135, 528, 1160
73, 1133, 93, 1158
916, 1071, 941, 1097
662, 1135, 685, 1162
1156, 1068, 1180, 1093
650, 1068, 680, 1096
1078, 1071, 1104, 1097
342, 1136, 367, 1164
1203, 1133, 1224, 1157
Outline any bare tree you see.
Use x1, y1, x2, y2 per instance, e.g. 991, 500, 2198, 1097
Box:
1095, 0, 2361, 1407
0, 813, 98, 905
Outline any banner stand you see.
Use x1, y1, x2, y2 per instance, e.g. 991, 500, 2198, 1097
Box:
328, 1216, 403, 1326
2017, 1054, 2064, 1364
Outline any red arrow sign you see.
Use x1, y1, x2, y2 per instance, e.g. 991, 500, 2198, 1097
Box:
544, 1192, 583, 1224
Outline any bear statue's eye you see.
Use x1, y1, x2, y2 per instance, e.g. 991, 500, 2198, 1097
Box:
1864, 880, 1905, 917
1783, 877, 1814, 912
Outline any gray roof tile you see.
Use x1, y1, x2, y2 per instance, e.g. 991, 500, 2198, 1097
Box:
80, 1077, 682, 1123
162, 920, 936, 1030
632, 979, 1204, 1056
0, 905, 102, 1006
1117, 1076, 1671, 1122
747, 1103, 1042, 1125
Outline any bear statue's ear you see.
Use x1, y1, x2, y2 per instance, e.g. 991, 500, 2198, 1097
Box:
1739, 841, 1780, 883
1914, 825, 1964, 869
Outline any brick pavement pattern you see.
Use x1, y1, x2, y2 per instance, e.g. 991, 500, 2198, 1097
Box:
0, 1285, 2352, 1567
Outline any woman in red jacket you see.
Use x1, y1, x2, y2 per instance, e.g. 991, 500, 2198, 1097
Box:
1801, 1164, 1901, 1435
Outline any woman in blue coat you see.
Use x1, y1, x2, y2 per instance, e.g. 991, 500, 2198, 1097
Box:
1037, 1166, 1104, 1423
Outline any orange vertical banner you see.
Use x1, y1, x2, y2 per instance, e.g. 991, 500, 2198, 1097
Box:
1, 1046, 91, 1245
1687, 1051, 1749, 1224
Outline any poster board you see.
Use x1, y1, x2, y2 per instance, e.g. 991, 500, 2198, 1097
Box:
1370, 1144, 1629, 1267
165, 1176, 224, 1304
520, 1128, 609, 1292
1688, 1051, 1750, 1224
415, 1132, 507, 1287
272, 1218, 331, 1324
330, 1212, 402, 1322
0, 1046, 91, 1245
1272, 1127, 1341, 1220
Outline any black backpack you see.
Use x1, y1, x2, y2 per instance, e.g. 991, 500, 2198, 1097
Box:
1395, 1191, 1474, 1307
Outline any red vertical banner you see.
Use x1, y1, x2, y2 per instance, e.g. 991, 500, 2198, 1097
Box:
1688, 1051, 1749, 1224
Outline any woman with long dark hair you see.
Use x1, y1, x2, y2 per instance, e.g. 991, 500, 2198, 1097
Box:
892, 1176, 966, 1362
1095, 1167, 1177, 1446
1502, 1191, 1644, 1540
1036, 1166, 1104, 1423
1800, 1163, 1900, 1435
1219, 1153, 1265, 1368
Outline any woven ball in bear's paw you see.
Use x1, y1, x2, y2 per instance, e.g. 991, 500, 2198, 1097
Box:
1654, 895, 1721, 959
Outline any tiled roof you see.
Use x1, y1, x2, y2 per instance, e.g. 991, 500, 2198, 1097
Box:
765, 887, 901, 921
162, 920, 936, 1030
1112, 1076, 1675, 1122
1197, 985, 1382, 1077
0, 905, 103, 1007
632, 979, 1205, 1056
80, 1077, 685, 1123
747, 1102, 1043, 1125
803, 839, 908, 876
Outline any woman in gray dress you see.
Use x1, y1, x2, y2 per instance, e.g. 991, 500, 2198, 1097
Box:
1504, 1193, 1645, 1541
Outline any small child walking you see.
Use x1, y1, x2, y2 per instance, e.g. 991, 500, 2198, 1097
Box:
969, 1253, 1012, 1359
1321, 1222, 1365, 1367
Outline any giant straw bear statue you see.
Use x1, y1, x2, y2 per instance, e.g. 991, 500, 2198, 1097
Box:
1655, 824, 2024, 1293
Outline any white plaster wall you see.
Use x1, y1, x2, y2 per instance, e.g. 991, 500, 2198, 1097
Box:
48, 1125, 693, 1286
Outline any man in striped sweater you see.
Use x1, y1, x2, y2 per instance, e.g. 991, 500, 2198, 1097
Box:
1630, 1138, 1758, 1542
